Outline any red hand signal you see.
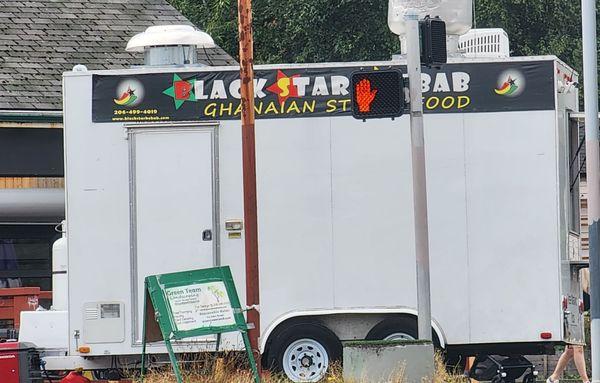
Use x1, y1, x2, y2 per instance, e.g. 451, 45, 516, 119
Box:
355, 79, 378, 113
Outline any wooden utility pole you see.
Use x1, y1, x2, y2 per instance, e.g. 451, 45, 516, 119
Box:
237, 0, 261, 372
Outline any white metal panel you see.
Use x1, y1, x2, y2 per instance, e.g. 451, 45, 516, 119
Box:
465, 111, 561, 343
131, 129, 216, 342
215, 120, 248, 350
83, 302, 125, 343
329, 117, 416, 308
19, 311, 69, 350
424, 114, 471, 344
255, 118, 335, 328
63, 75, 134, 355
329, 115, 470, 343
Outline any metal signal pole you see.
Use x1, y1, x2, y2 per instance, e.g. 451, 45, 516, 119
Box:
582, 0, 600, 381
237, 0, 262, 371
405, 9, 432, 341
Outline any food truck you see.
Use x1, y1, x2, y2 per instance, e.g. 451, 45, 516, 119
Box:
19, 25, 585, 382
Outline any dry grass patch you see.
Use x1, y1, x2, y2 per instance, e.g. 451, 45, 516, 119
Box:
132, 351, 465, 383
432, 352, 467, 383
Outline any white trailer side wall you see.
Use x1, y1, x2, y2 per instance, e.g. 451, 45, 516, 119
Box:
254, 111, 560, 345
63, 67, 563, 356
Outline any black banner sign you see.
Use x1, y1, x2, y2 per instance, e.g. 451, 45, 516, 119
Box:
92, 61, 555, 123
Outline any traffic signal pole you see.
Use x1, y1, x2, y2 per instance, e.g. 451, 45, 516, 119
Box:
582, 0, 600, 381
404, 9, 433, 341
237, 0, 262, 373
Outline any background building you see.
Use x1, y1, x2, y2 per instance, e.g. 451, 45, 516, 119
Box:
0, 0, 235, 310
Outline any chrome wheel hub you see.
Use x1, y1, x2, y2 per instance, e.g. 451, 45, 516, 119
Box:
283, 338, 329, 382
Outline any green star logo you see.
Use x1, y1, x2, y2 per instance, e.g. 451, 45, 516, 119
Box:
163, 74, 197, 109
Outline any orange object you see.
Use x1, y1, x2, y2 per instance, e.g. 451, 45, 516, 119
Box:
77, 346, 91, 354
0, 287, 41, 329
60, 370, 91, 383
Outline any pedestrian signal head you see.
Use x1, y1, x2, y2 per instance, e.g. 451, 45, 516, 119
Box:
351, 69, 405, 120
420, 16, 447, 67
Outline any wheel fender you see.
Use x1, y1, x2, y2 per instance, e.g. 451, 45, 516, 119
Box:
261, 309, 447, 352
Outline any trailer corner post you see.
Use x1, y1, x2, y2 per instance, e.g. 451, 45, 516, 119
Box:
582, 0, 600, 381
237, 0, 262, 373
404, 9, 433, 342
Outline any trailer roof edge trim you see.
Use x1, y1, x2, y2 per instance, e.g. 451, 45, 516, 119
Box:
63, 55, 566, 77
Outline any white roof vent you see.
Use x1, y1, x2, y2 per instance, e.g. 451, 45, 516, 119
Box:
126, 25, 216, 66
458, 28, 510, 58
126, 25, 215, 52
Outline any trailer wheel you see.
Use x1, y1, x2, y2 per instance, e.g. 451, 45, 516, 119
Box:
92, 369, 123, 380
366, 317, 418, 341
270, 322, 342, 382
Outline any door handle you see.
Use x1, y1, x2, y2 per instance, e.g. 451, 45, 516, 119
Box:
202, 229, 213, 241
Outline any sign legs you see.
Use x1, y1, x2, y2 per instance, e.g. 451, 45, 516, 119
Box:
165, 339, 184, 383
243, 330, 261, 383
141, 283, 148, 382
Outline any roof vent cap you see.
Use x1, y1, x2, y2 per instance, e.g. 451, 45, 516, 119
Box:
126, 25, 216, 66
72, 64, 88, 72
126, 25, 215, 52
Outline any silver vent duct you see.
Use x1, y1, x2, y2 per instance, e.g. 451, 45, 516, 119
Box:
0, 188, 64, 223
143, 45, 198, 66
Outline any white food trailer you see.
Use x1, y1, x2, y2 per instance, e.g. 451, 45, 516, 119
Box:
19, 40, 586, 381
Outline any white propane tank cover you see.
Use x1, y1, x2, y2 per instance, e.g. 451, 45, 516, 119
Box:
388, 0, 472, 36
52, 234, 68, 311
126, 25, 215, 52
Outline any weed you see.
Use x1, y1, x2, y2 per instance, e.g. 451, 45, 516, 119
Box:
132, 351, 464, 383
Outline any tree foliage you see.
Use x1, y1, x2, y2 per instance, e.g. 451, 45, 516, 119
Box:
168, 0, 584, 76
474, 0, 582, 79
168, 0, 400, 63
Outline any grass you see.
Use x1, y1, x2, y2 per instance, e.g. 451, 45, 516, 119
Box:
432, 353, 467, 383
131, 351, 467, 383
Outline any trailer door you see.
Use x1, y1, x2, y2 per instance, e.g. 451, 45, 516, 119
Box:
129, 127, 218, 343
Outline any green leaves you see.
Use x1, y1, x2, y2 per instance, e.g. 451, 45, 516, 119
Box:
168, 0, 587, 105
168, 0, 400, 64
475, 0, 584, 105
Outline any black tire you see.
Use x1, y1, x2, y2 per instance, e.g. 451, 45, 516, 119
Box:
92, 369, 122, 380
269, 322, 342, 382
366, 317, 418, 341
366, 317, 442, 349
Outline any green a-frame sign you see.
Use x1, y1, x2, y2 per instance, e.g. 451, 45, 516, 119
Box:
140, 266, 260, 383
